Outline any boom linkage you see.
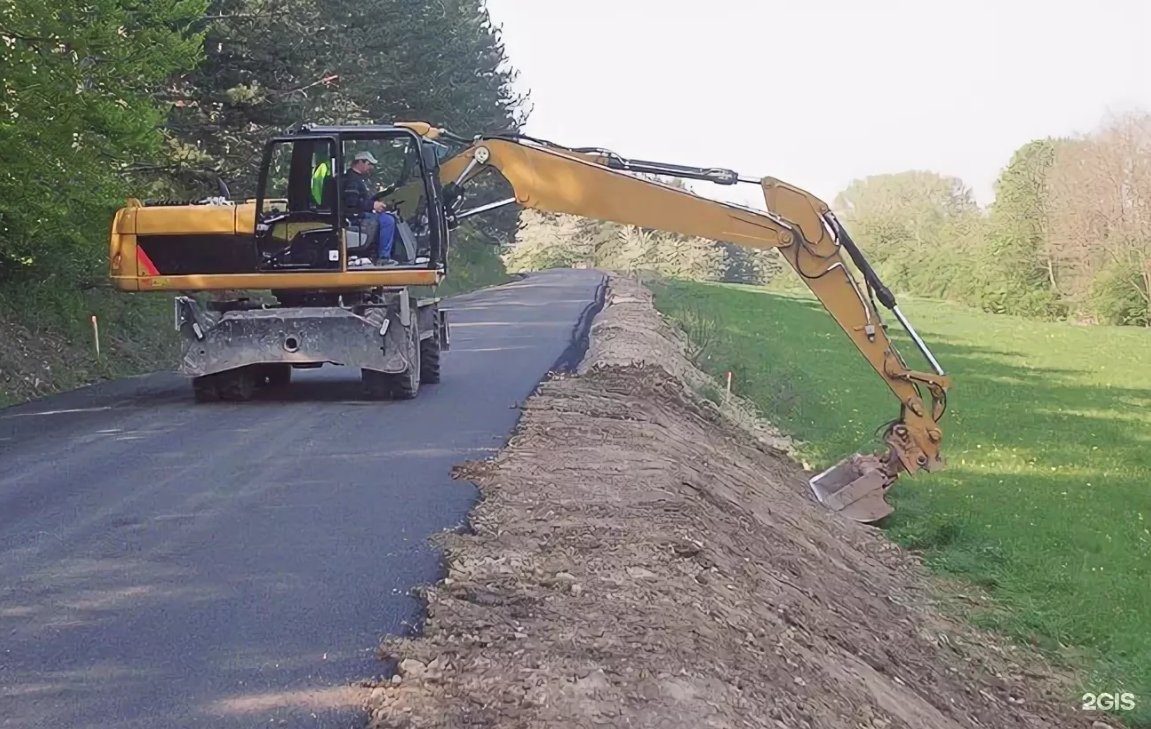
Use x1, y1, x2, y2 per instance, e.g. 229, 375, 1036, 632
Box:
429, 129, 952, 523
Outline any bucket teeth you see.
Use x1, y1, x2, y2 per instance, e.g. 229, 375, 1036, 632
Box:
808, 454, 896, 524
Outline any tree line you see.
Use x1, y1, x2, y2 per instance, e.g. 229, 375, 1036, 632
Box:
0, 0, 528, 286
834, 111, 1151, 327
510, 111, 1151, 327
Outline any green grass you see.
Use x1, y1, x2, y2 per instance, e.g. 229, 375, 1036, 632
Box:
650, 277, 1151, 726
0, 279, 179, 407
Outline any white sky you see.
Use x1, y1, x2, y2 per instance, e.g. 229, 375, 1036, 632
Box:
484, 0, 1151, 209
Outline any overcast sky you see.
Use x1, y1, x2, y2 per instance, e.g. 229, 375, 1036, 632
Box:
483, 0, 1150, 209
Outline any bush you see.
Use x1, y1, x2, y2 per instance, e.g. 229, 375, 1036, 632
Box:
1089, 262, 1149, 326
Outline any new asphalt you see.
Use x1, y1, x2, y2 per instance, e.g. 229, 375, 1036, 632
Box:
0, 268, 607, 728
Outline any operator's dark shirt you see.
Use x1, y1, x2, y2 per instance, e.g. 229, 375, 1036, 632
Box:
341, 169, 375, 214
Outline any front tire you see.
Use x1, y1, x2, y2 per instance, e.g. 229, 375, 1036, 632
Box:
218, 367, 257, 401
420, 333, 441, 384
192, 375, 220, 402
362, 315, 420, 400
257, 363, 292, 387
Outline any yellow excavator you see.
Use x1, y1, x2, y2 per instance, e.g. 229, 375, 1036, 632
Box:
107, 120, 952, 523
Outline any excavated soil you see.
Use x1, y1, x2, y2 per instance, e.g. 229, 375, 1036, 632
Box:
364, 274, 1108, 729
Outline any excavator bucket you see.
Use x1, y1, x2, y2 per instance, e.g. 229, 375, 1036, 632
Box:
808, 453, 897, 524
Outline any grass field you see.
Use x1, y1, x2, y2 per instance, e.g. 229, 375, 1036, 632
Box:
650, 277, 1151, 725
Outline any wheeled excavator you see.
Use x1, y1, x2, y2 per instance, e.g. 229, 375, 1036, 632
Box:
106, 121, 952, 523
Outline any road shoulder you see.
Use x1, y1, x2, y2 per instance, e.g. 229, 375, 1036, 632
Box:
363, 273, 1102, 729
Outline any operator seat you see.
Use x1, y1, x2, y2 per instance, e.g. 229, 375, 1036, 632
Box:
345, 213, 414, 262
345, 217, 378, 257
340, 183, 378, 256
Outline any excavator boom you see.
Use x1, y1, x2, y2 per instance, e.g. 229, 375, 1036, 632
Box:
432, 130, 952, 522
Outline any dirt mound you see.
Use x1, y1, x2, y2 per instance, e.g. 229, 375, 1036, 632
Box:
364, 274, 1103, 728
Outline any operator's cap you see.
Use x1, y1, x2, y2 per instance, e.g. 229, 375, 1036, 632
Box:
353, 151, 378, 164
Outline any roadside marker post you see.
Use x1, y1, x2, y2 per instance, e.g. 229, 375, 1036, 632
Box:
91, 315, 100, 359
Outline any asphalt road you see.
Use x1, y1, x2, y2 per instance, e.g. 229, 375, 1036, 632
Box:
0, 268, 607, 729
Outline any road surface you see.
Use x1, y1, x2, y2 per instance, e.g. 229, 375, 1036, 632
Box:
0, 268, 606, 729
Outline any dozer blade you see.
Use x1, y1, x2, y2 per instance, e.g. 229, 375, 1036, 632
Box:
808, 453, 897, 524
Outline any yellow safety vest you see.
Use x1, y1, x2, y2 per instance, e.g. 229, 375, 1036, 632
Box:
311, 161, 330, 205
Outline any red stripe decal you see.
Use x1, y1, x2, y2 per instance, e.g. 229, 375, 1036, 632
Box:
136, 246, 159, 276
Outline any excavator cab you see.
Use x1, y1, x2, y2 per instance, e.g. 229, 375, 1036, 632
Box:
253, 125, 450, 273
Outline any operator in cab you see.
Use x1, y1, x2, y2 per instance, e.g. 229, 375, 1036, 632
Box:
342, 150, 397, 265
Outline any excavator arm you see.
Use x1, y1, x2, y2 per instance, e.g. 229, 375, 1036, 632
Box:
428, 129, 952, 523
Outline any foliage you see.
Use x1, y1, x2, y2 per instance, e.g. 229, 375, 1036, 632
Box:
424, 227, 513, 297
1089, 260, 1150, 326
159, 0, 528, 198
824, 112, 1151, 327
0, 0, 209, 279
506, 206, 784, 286
980, 138, 1064, 317
652, 278, 1151, 726
1043, 113, 1151, 325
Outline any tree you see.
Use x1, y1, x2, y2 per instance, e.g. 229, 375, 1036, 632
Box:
830, 171, 986, 303
974, 138, 1067, 317
506, 210, 590, 270
1044, 112, 1151, 325
0, 0, 210, 279
160, 0, 529, 214
721, 244, 783, 285
160, 0, 338, 198
989, 140, 1058, 283
834, 171, 980, 239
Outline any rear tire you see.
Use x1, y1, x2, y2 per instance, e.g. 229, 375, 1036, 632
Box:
420, 333, 441, 384
361, 360, 419, 400
192, 375, 220, 403
361, 314, 421, 400
385, 323, 421, 400
218, 367, 257, 401
258, 363, 292, 387
361, 368, 393, 400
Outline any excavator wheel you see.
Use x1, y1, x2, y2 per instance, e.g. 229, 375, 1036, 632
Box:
213, 367, 257, 402
420, 335, 441, 384
362, 328, 420, 400
362, 311, 422, 400
361, 363, 419, 400
192, 375, 221, 403
255, 363, 292, 388
361, 368, 392, 400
